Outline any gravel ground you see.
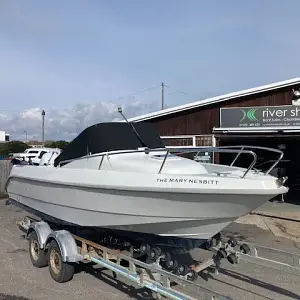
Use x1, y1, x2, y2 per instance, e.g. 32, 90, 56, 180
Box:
0, 198, 300, 300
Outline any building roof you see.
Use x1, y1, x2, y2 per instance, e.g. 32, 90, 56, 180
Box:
128, 77, 300, 123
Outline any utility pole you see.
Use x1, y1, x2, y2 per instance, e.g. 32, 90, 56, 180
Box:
24, 130, 27, 143
161, 82, 164, 110
42, 110, 45, 145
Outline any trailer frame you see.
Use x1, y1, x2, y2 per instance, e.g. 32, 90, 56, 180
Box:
16, 216, 300, 300
17, 216, 231, 300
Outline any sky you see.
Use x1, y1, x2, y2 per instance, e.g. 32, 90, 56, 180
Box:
1, 0, 300, 141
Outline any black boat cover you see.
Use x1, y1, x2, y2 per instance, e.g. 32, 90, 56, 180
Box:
54, 122, 165, 166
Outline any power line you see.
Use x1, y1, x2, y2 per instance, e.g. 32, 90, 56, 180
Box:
0, 85, 160, 115
115, 85, 159, 101
161, 83, 192, 109
1, 83, 190, 116
164, 84, 190, 96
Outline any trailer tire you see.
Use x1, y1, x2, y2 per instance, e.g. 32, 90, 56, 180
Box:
28, 231, 48, 268
48, 240, 74, 283
187, 269, 198, 281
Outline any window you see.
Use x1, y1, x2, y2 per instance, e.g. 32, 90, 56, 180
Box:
28, 150, 39, 154
38, 151, 48, 159
196, 136, 213, 146
162, 137, 193, 147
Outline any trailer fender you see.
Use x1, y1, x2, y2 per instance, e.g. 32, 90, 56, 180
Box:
26, 221, 52, 249
45, 230, 83, 263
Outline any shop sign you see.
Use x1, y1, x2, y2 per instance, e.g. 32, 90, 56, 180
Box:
220, 105, 300, 128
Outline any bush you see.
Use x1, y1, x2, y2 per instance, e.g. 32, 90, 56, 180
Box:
0, 141, 29, 156
44, 140, 70, 150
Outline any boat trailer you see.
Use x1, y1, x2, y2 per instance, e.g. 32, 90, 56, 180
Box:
16, 216, 300, 300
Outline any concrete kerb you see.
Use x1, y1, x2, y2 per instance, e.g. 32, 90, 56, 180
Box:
0, 160, 12, 198
250, 210, 300, 222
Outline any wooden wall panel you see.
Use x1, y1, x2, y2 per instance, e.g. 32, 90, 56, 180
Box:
149, 85, 300, 135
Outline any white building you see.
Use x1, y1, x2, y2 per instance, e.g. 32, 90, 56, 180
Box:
0, 131, 9, 143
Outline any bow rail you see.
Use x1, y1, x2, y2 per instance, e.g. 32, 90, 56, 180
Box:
57, 145, 284, 179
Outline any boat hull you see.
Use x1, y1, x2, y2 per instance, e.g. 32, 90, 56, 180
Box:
6, 165, 286, 240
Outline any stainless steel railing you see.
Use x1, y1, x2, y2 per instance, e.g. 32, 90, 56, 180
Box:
155, 147, 258, 178
219, 145, 284, 175
57, 145, 285, 178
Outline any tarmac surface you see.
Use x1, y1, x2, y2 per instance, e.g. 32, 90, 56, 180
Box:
1, 197, 300, 300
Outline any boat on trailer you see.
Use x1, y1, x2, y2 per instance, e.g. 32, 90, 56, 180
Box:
4, 108, 289, 280
5, 111, 288, 246
13, 214, 300, 299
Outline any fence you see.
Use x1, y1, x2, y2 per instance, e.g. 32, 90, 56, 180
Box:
0, 160, 12, 198
0, 155, 11, 160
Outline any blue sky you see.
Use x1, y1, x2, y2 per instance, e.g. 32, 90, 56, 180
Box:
1, 0, 300, 140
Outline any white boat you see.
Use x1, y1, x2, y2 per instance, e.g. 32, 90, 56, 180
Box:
38, 148, 62, 166
5, 121, 288, 244
12, 147, 60, 165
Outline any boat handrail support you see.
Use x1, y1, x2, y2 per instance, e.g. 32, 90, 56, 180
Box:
157, 147, 257, 178
218, 145, 284, 175
58, 145, 284, 179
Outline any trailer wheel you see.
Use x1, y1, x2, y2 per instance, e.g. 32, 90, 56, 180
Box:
227, 253, 238, 264
175, 264, 189, 276
227, 237, 237, 248
28, 231, 48, 268
48, 240, 74, 283
140, 244, 151, 255
165, 257, 178, 270
240, 243, 251, 254
217, 248, 227, 259
187, 269, 198, 281
149, 247, 161, 261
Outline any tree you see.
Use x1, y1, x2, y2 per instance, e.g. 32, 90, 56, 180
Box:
0, 141, 29, 156
44, 140, 70, 150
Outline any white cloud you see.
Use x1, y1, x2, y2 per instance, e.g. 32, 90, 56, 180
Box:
0, 99, 159, 141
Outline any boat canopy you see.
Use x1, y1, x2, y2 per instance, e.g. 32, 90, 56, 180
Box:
54, 122, 165, 166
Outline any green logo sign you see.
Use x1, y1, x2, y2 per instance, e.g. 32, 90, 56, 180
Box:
220, 105, 300, 128
240, 108, 259, 122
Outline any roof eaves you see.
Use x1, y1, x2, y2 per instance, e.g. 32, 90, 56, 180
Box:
128, 77, 300, 123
